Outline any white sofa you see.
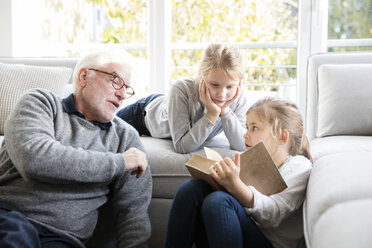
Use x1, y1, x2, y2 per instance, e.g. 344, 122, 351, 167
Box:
304, 52, 372, 248
3, 51, 372, 248
0, 57, 237, 248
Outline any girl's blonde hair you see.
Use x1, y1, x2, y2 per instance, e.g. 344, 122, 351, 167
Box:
248, 97, 313, 162
197, 43, 244, 84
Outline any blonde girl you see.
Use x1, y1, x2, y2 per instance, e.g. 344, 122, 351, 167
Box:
117, 43, 249, 153
166, 97, 312, 248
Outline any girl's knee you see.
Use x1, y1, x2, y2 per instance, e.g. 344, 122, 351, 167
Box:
202, 191, 231, 211
173, 179, 212, 204
177, 179, 209, 194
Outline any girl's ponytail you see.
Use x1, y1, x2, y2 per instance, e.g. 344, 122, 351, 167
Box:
300, 135, 313, 163
249, 97, 313, 164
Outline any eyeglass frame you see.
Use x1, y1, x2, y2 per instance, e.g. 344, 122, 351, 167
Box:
88, 68, 135, 98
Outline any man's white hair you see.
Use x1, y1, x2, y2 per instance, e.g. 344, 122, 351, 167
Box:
72, 49, 132, 92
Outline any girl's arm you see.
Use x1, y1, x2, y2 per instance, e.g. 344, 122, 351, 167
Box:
211, 155, 312, 228
246, 156, 312, 227
167, 80, 216, 154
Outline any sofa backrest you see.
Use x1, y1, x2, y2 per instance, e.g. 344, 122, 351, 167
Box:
0, 57, 79, 85
306, 52, 372, 140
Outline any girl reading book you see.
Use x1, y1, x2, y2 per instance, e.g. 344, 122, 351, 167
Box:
117, 43, 249, 153
166, 97, 313, 248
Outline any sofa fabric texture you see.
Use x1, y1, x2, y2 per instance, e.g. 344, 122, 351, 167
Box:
304, 52, 372, 248
0, 63, 72, 134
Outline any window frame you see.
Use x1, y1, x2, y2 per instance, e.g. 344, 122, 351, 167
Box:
1, 0, 372, 122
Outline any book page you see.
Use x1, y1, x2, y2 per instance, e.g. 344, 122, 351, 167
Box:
185, 142, 287, 195
204, 147, 223, 161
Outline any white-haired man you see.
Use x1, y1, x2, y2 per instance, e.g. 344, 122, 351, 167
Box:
0, 49, 152, 248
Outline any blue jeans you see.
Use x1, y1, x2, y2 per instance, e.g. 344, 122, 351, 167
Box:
0, 202, 79, 248
166, 179, 273, 248
116, 94, 164, 136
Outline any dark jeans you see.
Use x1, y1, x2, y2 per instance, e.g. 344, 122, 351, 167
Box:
166, 179, 273, 248
117, 94, 164, 136
0, 202, 79, 248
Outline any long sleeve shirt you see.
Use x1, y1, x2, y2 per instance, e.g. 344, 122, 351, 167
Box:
144, 78, 250, 154
245, 155, 312, 248
0, 89, 152, 248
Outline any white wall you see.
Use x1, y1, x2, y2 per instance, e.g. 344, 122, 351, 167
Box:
0, 0, 13, 56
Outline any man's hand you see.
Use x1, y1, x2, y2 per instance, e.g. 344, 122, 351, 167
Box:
122, 148, 148, 178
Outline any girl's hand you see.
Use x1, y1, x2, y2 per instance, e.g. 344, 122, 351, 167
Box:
199, 80, 220, 122
220, 85, 240, 116
210, 153, 241, 192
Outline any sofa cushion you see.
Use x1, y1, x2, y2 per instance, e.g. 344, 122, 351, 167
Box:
0, 63, 72, 135
316, 64, 372, 137
304, 151, 372, 247
310, 136, 372, 161
309, 199, 372, 248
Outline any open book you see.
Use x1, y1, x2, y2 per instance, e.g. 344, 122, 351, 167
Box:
185, 142, 287, 195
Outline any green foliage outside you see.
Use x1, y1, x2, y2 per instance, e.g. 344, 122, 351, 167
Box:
172, 0, 298, 91
86, 0, 148, 58
84, 0, 371, 91
87, 0, 298, 92
328, 0, 372, 52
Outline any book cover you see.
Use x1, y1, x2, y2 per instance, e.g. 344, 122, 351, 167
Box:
185, 142, 287, 195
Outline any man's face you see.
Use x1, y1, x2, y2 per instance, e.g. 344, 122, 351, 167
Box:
78, 62, 131, 123
204, 69, 240, 107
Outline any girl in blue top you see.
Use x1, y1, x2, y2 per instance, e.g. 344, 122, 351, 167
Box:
166, 97, 313, 248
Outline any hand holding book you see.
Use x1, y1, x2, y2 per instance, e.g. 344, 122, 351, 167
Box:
209, 153, 241, 192
185, 142, 287, 195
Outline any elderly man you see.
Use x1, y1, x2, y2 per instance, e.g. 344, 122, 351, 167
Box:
0, 50, 152, 248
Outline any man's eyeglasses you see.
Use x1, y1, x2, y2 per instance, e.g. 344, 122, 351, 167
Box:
88, 68, 135, 98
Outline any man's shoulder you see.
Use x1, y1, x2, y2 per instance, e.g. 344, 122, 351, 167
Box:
14, 88, 62, 113
22, 88, 61, 103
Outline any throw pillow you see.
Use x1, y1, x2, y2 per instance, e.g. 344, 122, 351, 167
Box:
0, 63, 73, 135
316, 64, 372, 137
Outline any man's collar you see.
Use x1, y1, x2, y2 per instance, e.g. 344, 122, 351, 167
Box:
62, 94, 112, 129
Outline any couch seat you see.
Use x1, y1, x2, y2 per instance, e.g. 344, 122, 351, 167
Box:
304, 136, 372, 248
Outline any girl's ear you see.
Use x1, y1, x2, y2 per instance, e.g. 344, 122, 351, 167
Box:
78, 68, 89, 88
280, 129, 289, 145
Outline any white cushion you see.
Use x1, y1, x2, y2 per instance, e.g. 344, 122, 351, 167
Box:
316, 64, 372, 137
0, 63, 72, 135
311, 199, 372, 248
310, 136, 372, 161
305, 151, 372, 246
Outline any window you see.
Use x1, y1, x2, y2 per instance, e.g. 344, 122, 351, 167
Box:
328, 0, 372, 51
171, 0, 299, 105
1, 0, 371, 115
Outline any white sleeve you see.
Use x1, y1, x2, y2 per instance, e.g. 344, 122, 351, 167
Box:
245, 157, 312, 228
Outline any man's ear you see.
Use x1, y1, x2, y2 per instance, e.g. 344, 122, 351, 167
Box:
280, 129, 289, 145
78, 68, 89, 88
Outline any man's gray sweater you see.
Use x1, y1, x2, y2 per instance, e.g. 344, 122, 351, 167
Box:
0, 89, 152, 247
